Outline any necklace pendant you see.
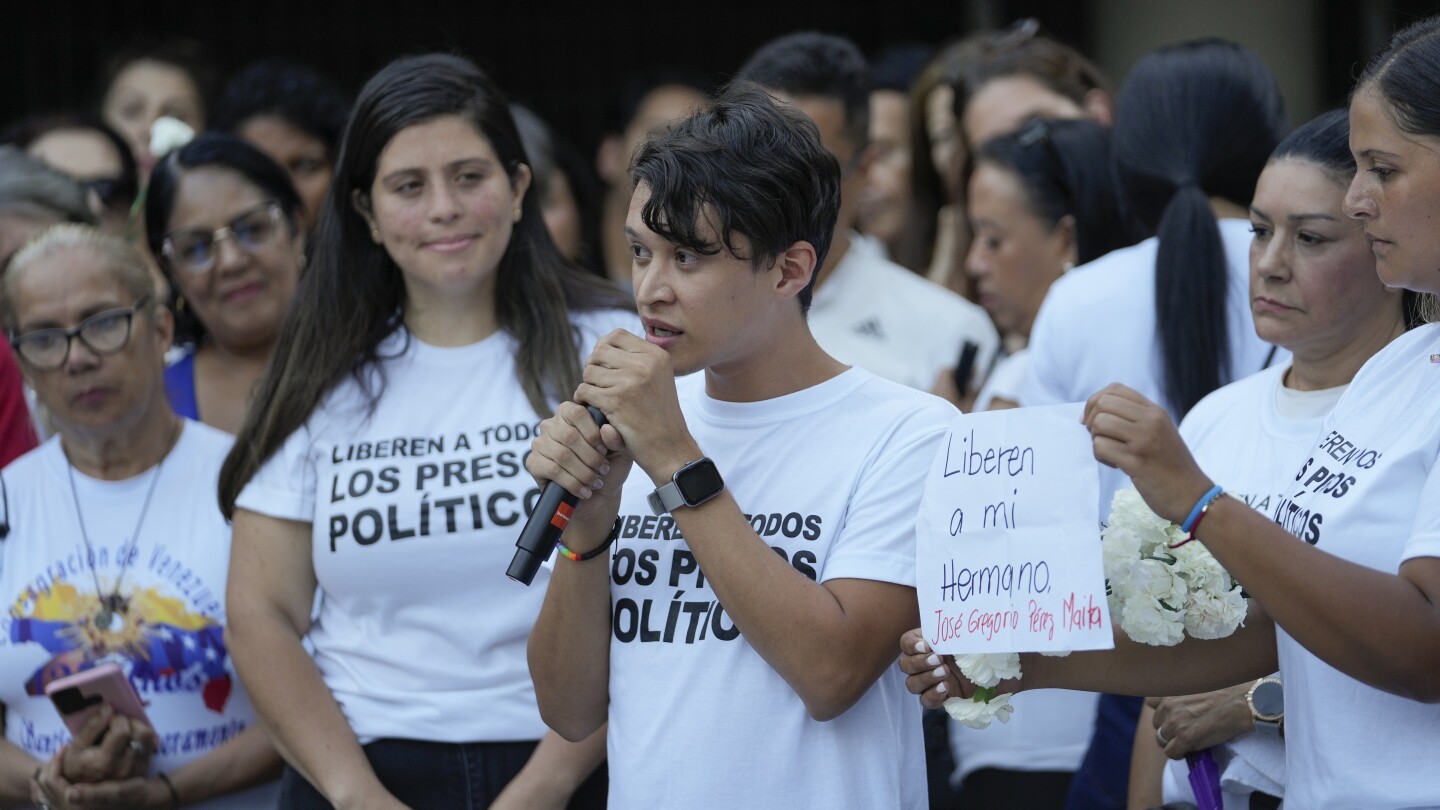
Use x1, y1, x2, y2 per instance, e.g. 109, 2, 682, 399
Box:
95, 607, 112, 629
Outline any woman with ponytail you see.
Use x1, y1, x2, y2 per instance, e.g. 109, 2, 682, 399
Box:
1016, 40, 1288, 809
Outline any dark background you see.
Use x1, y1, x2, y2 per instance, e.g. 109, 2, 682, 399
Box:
5, 0, 1438, 158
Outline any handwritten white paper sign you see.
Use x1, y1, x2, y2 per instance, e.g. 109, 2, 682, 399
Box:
916, 403, 1113, 653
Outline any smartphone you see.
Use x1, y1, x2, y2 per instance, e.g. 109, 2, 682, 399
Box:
952, 340, 980, 396
45, 663, 151, 738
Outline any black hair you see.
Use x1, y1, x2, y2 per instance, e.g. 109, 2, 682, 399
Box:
0, 113, 139, 211
630, 81, 841, 313
1353, 15, 1440, 325
212, 60, 351, 156
1357, 15, 1440, 139
512, 104, 606, 278
605, 68, 714, 136
220, 53, 629, 517
98, 38, 218, 125
144, 132, 304, 346
973, 118, 1140, 264
1271, 107, 1427, 329
869, 43, 935, 93
738, 32, 870, 148
1113, 38, 1287, 418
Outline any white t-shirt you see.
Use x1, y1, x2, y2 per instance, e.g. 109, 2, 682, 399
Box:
0, 422, 276, 810
1265, 323, 1440, 809
809, 232, 999, 393
973, 349, 1029, 412
1020, 219, 1286, 514
236, 310, 637, 745
1160, 363, 1343, 808
949, 688, 1098, 785
605, 368, 955, 809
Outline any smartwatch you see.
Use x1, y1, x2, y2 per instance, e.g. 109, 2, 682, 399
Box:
647, 457, 725, 515
1247, 677, 1284, 737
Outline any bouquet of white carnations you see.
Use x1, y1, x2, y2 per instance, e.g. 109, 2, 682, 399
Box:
1101, 488, 1246, 646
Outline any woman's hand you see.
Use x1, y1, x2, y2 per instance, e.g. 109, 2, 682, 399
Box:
34, 749, 171, 810
1082, 383, 1213, 524
896, 628, 966, 709
1149, 683, 1256, 759
61, 709, 157, 783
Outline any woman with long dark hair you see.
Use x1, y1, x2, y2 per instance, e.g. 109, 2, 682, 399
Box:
220, 53, 631, 808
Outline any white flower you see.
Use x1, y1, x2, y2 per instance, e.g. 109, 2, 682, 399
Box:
1102, 524, 1142, 592
944, 692, 1015, 729
1183, 585, 1247, 640
953, 653, 1022, 688
1120, 596, 1186, 646
1131, 558, 1187, 608
150, 116, 195, 159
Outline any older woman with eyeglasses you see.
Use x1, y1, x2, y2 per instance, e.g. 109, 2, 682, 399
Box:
1, 224, 279, 808
145, 133, 303, 434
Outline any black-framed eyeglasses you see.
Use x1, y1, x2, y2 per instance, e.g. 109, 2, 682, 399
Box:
161, 201, 287, 274
8, 295, 151, 371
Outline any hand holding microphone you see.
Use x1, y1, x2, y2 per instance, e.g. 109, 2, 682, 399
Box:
511, 403, 629, 584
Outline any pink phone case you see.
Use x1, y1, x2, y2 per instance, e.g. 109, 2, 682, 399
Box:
44, 663, 151, 738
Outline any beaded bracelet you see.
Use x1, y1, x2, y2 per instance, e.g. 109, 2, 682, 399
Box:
556, 519, 621, 562
1170, 485, 1225, 549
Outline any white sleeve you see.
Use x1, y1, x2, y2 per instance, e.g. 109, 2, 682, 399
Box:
234, 423, 317, 523
1018, 294, 1072, 408
1402, 455, 1440, 563
820, 406, 952, 587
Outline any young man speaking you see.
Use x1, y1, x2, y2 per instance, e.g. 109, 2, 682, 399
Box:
525, 81, 954, 808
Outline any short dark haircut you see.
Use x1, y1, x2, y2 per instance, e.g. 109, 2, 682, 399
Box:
630, 81, 840, 313
212, 60, 351, 156
145, 132, 305, 346
973, 118, 1140, 265
738, 32, 870, 148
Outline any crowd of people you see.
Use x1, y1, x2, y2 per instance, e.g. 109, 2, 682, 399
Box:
0, 14, 1437, 810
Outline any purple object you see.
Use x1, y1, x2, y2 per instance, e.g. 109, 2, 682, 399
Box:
1186, 749, 1223, 810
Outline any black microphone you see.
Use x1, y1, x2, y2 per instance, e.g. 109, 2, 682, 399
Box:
507, 405, 607, 585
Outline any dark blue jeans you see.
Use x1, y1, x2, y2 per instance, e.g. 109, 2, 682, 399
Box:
277, 738, 607, 809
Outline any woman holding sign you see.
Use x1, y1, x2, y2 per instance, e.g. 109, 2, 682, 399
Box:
1128, 108, 1421, 809
902, 18, 1440, 809
219, 54, 631, 807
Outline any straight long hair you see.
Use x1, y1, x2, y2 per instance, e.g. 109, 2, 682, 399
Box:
1113, 39, 1287, 418
219, 53, 628, 517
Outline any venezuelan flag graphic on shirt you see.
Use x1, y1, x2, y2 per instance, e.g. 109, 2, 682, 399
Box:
9, 580, 233, 713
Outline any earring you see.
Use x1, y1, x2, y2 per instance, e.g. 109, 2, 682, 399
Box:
370, 228, 382, 244
297, 253, 308, 272
513, 206, 522, 223
174, 295, 186, 314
